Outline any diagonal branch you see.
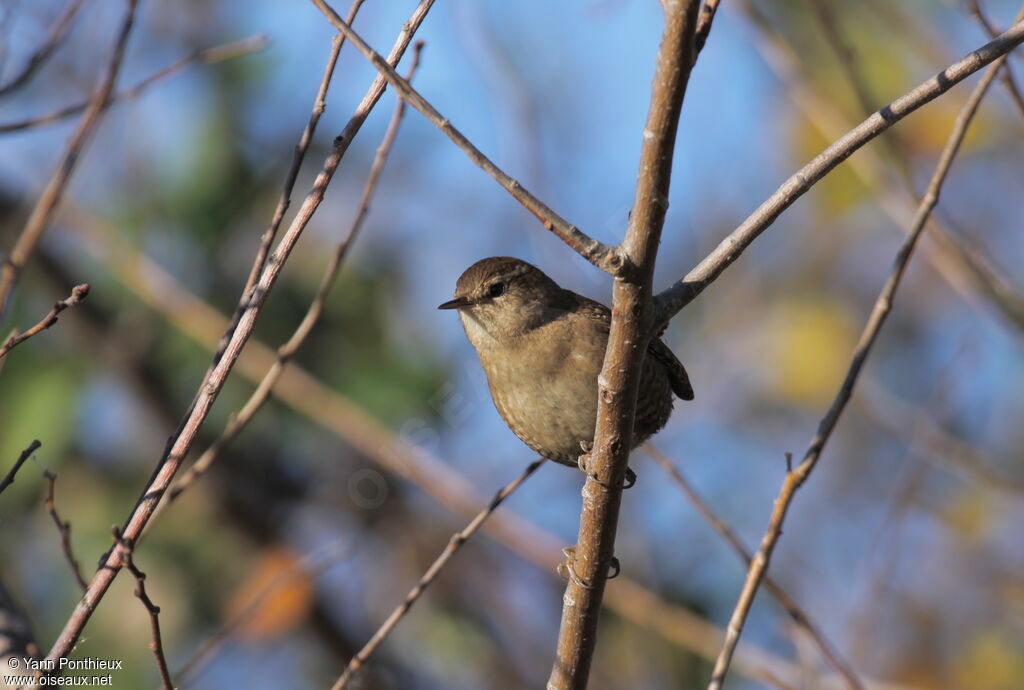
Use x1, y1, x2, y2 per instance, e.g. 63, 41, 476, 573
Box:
653, 20, 1024, 329
969, 0, 1024, 116
43, 0, 437, 664
646, 445, 863, 690
332, 459, 545, 690
308, 0, 619, 273
0, 35, 268, 134
0, 440, 42, 496
0, 0, 86, 98
548, 3, 701, 688
705, 41, 1011, 690
164, 40, 423, 508
0, 284, 88, 359
0, 0, 139, 322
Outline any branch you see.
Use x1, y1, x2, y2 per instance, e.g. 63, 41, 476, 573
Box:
653, 20, 1024, 328
69, 209, 823, 689
705, 43, 1010, 690
43, 0, 437, 664
0, 0, 86, 98
165, 40, 422, 507
0, 35, 269, 134
333, 459, 544, 690
209, 2, 363, 370
548, 3, 700, 688
0, 284, 89, 359
116, 530, 174, 690
969, 0, 1024, 116
43, 470, 87, 592
0, 0, 138, 321
0, 440, 41, 495
694, 0, 723, 55
308, 0, 619, 273
646, 446, 863, 690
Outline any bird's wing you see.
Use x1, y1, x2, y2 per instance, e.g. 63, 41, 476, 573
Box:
568, 293, 694, 401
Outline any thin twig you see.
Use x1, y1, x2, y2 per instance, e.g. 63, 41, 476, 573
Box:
115, 530, 173, 690
43, 0, 437, 665
548, 3, 701, 688
333, 458, 545, 690
0, 0, 138, 321
969, 0, 1024, 116
308, 0, 619, 274
0, 284, 88, 359
0, 440, 41, 495
0, 35, 268, 134
43, 470, 87, 592
694, 0, 723, 55
705, 45, 1010, 690
209, 1, 363, 371
645, 445, 863, 690
653, 20, 1024, 329
165, 40, 424, 507
0, 0, 86, 98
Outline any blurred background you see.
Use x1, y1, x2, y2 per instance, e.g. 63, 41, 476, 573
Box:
1, 0, 1023, 688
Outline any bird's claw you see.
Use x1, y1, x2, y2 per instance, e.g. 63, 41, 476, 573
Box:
557, 546, 621, 588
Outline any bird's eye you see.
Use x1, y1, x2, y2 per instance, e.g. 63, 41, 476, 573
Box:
488, 282, 506, 298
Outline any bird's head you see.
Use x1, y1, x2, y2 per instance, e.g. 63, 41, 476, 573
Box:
438, 257, 561, 342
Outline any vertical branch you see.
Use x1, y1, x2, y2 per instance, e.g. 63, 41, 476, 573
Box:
705, 46, 1010, 690
0, 0, 139, 321
547, 3, 701, 688
116, 531, 174, 690
43, 471, 87, 592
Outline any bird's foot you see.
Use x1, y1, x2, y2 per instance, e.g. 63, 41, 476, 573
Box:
578, 442, 637, 490
557, 546, 621, 589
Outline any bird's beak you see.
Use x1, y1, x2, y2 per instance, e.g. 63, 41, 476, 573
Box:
437, 296, 472, 310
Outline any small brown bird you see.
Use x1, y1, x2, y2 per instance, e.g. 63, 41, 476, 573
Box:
439, 257, 692, 477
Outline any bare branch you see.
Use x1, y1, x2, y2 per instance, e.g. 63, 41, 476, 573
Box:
210, 1, 364, 370
43, 0, 437, 664
646, 445, 863, 690
0, 35, 268, 134
694, 0, 723, 55
548, 3, 701, 688
0, 440, 41, 496
969, 0, 1024, 116
116, 530, 174, 690
654, 20, 1024, 328
0, 0, 86, 98
166, 40, 423, 507
705, 43, 1010, 690
43, 470, 87, 592
0, 284, 89, 359
333, 459, 545, 690
0, 0, 139, 321
308, 0, 619, 273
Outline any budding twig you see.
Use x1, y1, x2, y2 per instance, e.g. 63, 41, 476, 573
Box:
0, 285, 89, 359
43, 470, 87, 592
